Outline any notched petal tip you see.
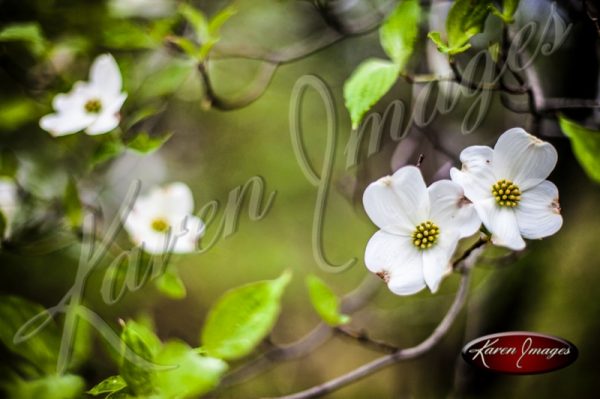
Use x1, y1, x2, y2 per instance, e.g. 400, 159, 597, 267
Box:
551, 197, 561, 214
375, 270, 390, 283
379, 176, 393, 187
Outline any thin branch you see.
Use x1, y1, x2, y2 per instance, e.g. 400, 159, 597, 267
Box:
333, 327, 397, 354
267, 260, 477, 399
220, 275, 381, 388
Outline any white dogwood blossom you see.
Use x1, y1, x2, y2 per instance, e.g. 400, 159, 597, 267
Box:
40, 54, 127, 137
124, 182, 205, 254
0, 178, 18, 237
363, 166, 481, 295
451, 128, 562, 251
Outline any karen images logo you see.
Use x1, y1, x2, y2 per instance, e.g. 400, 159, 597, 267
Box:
462, 332, 578, 374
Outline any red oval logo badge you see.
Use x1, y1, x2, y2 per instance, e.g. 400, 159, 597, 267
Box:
462, 332, 578, 374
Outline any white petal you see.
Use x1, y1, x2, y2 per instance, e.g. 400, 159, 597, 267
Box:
0, 179, 18, 230
85, 113, 120, 135
171, 215, 204, 253
422, 231, 458, 293
475, 198, 525, 250
39, 111, 94, 136
363, 177, 414, 235
428, 180, 481, 238
389, 166, 430, 224
492, 128, 558, 190
52, 83, 91, 112
161, 182, 195, 215
364, 230, 417, 273
450, 145, 496, 202
90, 54, 123, 96
516, 181, 562, 239
387, 262, 426, 296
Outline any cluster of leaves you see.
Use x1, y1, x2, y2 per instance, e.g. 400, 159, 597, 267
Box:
0, 248, 350, 398
86, 271, 349, 398
0, 296, 91, 399
343, 0, 520, 129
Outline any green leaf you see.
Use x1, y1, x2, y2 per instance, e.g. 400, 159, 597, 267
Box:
103, 21, 156, 50
155, 267, 187, 299
445, 0, 493, 54
63, 178, 82, 229
179, 3, 210, 43
343, 59, 400, 129
168, 36, 201, 59
306, 275, 350, 326
201, 271, 291, 361
558, 115, 600, 183
126, 131, 173, 155
379, 0, 421, 69
119, 321, 156, 396
87, 375, 127, 396
0, 149, 18, 176
91, 139, 125, 168
0, 23, 47, 56
0, 98, 39, 130
154, 340, 227, 399
5, 374, 84, 399
136, 60, 193, 100
492, 0, 520, 23
0, 295, 61, 375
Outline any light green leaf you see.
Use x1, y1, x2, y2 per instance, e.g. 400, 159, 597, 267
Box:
492, 0, 520, 23
179, 3, 210, 42
137, 60, 193, 100
201, 271, 291, 361
63, 178, 82, 229
379, 0, 421, 69
0, 23, 47, 56
119, 321, 156, 396
5, 374, 84, 399
168, 36, 201, 59
126, 131, 173, 155
445, 0, 492, 54
428, 31, 447, 52
558, 115, 600, 183
154, 340, 227, 399
103, 21, 156, 49
87, 375, 127, 396
208, 5, 237, 36
343, 59, 400, 129
0, 98, 39, 130
155, 267, 187, 300
306, 275, 350, 326
0, 295, 61, 375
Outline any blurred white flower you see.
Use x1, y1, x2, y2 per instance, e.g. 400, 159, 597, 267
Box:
363, 166, 480, 295
109, 0, 174, 18
451, 128, 562, 251
0, 178, 18, 237
40, 54, 127, 137
124, 182, 205, 254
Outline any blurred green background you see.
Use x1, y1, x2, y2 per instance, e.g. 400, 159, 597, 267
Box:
1, 0, 600, 398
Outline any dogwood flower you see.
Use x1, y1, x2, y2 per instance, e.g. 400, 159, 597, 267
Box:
124, 182, 205, 254
363, 166, 481, 295
40, 54, 127, 137
450, 128, 562, 251
0, 178, 18, 237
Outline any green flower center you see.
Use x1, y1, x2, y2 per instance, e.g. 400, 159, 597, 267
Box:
411, 221, 440, 250
151, 218, 170, 233
84, 98, 102, 113
491, 179, 521, 207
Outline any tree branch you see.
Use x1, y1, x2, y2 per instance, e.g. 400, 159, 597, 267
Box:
266, 262, 477, 399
